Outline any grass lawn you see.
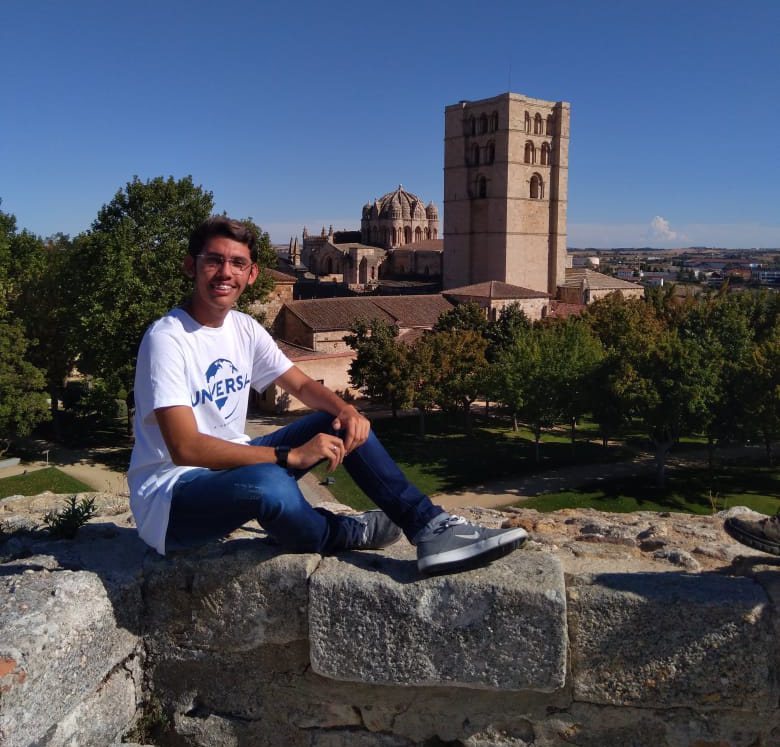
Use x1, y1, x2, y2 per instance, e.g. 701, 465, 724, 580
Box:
519, 464, 780, 516
0, 467, 93, 499
312, 412, 632, 511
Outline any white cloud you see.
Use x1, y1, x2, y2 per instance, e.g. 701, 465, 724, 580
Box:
646, 216, 679, 242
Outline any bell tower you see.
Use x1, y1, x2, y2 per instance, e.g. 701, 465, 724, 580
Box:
443, 92, 570, 295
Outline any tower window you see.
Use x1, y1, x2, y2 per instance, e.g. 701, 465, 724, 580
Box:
524, 111, 530, 133
546, 114, 554, 135
470, 116, 476, 135
479, 113, 488, 134
530, 173, 544, 199
541, 142, 550, 166
471, 143, 480, 166
491, 111, 499, 132
534, 114, 543, 135
487, 141, 495, 164
524, 141, 535, 164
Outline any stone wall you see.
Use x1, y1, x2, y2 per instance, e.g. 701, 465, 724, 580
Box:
2, 492, 779, 747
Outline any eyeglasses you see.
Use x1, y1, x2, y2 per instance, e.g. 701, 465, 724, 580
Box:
196, 253, 253, 273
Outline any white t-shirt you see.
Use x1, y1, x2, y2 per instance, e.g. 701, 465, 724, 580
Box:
128, 307, 293, 554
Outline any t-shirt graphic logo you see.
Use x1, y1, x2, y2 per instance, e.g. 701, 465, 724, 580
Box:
191, 357, 249, 420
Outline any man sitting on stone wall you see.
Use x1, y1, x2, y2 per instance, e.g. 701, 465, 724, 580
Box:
128, 216, 527, 574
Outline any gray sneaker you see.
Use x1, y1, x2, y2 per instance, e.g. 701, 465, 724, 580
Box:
724, 513, 780, 555
415, 514, 528, 574
343, 510, 403, 551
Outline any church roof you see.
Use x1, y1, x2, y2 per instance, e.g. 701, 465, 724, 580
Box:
444, 280, 549, 300
396, 239, 444, 252
283, 295, 452, 332
267, 268, 296, 282
561, 268, 643, 290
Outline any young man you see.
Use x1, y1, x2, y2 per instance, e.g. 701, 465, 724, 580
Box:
128, 216, 527, 574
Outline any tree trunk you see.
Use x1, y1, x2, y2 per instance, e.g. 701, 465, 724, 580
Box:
534, 426, 541, 463
463, 403, 472, 435
707, 435, 715, 473
512, 413, 518, 432
418, 409, 426, 438
654, 440, 672, 489
570, 417, 576, 460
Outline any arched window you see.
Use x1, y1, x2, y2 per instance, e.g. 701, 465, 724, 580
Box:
524, 141, 535, 164
424, 226, 430, 239
491, 111, 499, 132
534, 113, 542, 134
546, 114, 553, 135
524, 111, 531, 133
404, 226, 411, 244
530, 173, 544, 199
470, 116, 476, 135
415, 226, 422, 241
487, 141, 495, 164
541, 142, 550, 166
479, 113, 488, 134
478, 176, 487, 198
370, 265, 375, 280
359, 257, 367, 283
471, 143, 480, 166
391, 227, 397, 245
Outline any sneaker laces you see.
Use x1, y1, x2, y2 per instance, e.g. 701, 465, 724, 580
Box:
432, 514, 468, 535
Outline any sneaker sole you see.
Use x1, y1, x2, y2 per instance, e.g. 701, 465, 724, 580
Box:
417, 528, 528, 574
724, 518, 780, 556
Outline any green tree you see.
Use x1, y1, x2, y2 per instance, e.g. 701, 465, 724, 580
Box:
345, 318, 409, 417
739, 324, 780, 465
433, 301, 489, 336
0, 317, 49, 454
406, 333, 440, 437
75, 176, 215, 409
429, 328, 488, 433
493, 325, 562, 462
549, 318, 604, 448
13, 233, 82, 424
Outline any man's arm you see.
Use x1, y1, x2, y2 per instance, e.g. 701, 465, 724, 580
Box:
155, 403, 346, 472
274, 366, 370, 453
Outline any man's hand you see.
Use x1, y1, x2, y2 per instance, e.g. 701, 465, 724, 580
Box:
331, 404, 370, 453
288, 433, 345, 472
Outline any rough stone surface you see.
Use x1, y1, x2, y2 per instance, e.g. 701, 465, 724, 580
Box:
0, 563, 141, 747
4, 492, 780, 747
309, 543, 567, 691
143, 539, 320, 651
568, 570, 776, 709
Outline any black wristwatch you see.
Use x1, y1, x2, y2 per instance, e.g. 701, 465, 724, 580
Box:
274, 445, 291, 468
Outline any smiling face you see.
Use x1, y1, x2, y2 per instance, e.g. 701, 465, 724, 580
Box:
183, 236, 258, 327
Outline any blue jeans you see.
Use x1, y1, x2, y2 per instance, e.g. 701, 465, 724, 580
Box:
166, 412, 441, 554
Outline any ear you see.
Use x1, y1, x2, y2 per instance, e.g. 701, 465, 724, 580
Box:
246, 263, 259, 286
183, 255, 196, 278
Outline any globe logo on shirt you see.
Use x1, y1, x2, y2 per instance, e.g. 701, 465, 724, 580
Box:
190, 357, 250, 420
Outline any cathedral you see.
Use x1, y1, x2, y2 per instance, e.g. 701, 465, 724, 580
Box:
289, 186, 443, 291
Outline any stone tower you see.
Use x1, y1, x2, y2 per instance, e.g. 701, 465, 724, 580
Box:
443, 92, 570, 295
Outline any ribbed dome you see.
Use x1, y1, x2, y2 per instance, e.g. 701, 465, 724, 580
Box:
376, 185, 426, 220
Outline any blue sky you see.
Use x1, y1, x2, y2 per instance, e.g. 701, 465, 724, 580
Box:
2, 0, 778, 248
